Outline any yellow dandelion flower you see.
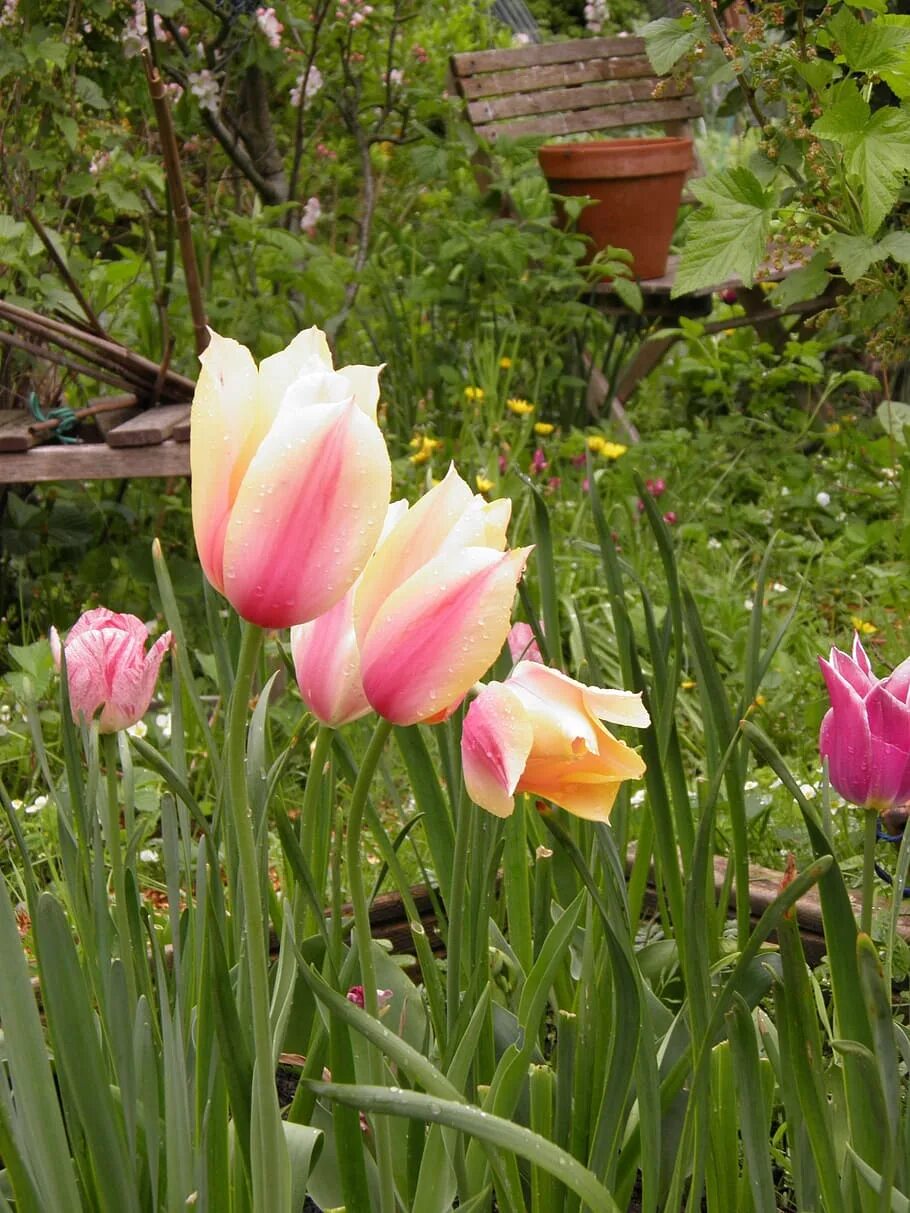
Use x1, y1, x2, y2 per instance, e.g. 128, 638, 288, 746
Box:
534, 422, 555, 436
850, 615, 878, 636
507, 397, 535, 416
409, 450, 429, 465
476, 474, 494, 493
587, 435, 606, 453
601, 442, 628, 460
681, 679, 696, 690
753, 693, 767, 707
409, 434, 423, 450
826, 422, 841, 435
464, 386, 485, 402
499, 356, 513, 369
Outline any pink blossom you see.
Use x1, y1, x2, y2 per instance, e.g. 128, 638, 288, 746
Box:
819, 636, 910, 811
50, 609, 172, 733
663, 511, 678, 525
300, 195, 322, 235
508, 622, 543, 665
290, 65, 323, 108
255, 6, 283, 47
645, 477, 666, 497
188, 69, 220, 113
530, 448, 548, 475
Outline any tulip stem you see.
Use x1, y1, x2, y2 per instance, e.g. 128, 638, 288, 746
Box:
102, 731, 136, 1007
861, 810, 878, 938
298, 723, 335, 937
345, 714, 395, 1213
226, 622, 289, 1210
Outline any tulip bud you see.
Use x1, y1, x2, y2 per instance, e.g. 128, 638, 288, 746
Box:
50, 608, 172, 733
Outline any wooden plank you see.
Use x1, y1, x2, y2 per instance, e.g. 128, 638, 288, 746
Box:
173, 414, 191, 442
92, 394, 141, 438
0, 438, 190, 484
104, 403, 191, 448
0, 410, 37, 452
476, 95, 702, 140
451, 35, 647, 76
456, 54, 663, 100
466, 77, 691, 125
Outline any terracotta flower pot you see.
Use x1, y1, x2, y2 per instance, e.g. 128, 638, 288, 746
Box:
538, 136, 694, 280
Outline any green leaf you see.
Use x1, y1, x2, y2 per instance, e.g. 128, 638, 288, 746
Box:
827, 7, 910, 76
878, 16, 910, 97
642, 14, 707, 75
74, 74, 109, 110
769, 252, 831, 308
100, 180, 145, 215
878, 231, 910, 264
814, 88, 910, 235
673, 168, 776, 296
306, 1082, 623, 1213
827, 233, 882, 283
876, 400, 910, 444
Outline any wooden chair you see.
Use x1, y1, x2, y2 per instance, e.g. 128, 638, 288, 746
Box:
449, 36, 820, 437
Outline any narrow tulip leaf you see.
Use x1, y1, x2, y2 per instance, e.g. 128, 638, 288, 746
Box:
0, 884, 81, 1213
392, 725, 455, 905
521, 474, 562, 670
306, 1081, 623, 1213
845, 1145, 910, 1213
857, 934, 901, 1140
35, 894, 140, 1213
725, 997, 778, 1213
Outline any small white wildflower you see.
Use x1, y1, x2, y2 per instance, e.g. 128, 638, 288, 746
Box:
744, 598, 754, 611
771, 581, 788, 593
127, 720, 148, 739
188, 69, 220, 114
0, 704, 11, 722
800, 783, 817, 800
300, 195, 322, 234
155, 711, 172, 740
630, 789, 647, 807
707, 536, 722, 550
26, 795, 48, 815
744, 780, 759, 792
290, 65, 323, 107
10, 799, 23, 812
139, 848, 159, 863
255, 6, 283, 48
815, 491, 831, 507
780, 486, 790, 496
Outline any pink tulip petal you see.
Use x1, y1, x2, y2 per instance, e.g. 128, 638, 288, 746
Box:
867, 738, 910, 810
852, 633, 872, 676
354, 465, 475, 643
291, 594, 370, 728
191, 333, 261, 594
360, 545, 532, 725
829, 646, 875, 697
222, 399, 391, 628
885, 657, 910, 704
507, 662, 649, 755
439, 496, 511, 555
104, 630, 173, 732
818, 657, 874, 805
508, 622, 543, 665
462, 683, 534, 817
67, 607, 147, 645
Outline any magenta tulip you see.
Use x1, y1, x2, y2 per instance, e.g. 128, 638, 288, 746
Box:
462, 660, 649, 820
50, 608, 172, 733
819, 635, 910, 811
191, 329, 392, 628
353, 466, 532, 726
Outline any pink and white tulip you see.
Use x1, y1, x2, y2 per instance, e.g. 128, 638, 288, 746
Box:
819, 635, 910, 811
353, 466, 532, 726
50, 608, 172, 733
190, 329, 392, 629
291, 502, 407, 727
507, 621, 543, 665
462, 661, 649, 820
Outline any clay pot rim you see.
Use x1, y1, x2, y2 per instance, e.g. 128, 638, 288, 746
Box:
538, 136, 694, 180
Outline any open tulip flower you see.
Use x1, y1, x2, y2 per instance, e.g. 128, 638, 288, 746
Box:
819, 635, 910, 811
291, 501, 408, 728
50, 608, 172, 733
352, 466, 532, 726
191, 328, 392, 628
462, 660, 650, 820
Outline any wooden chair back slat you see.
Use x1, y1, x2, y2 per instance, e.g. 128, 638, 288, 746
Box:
451, 35, 701, 143
473, 96, 702, 142
456, 53, 659, 100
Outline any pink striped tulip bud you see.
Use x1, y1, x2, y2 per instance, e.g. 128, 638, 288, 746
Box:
462, 661, 649, 820
819, 635, 910, 811
191, 329, 392, 628
50, 608, 172, 733
290, 502, 407, 727
353, 466, 532, 726
507, 622, 543, 665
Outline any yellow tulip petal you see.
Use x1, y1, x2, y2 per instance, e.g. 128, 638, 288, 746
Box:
191, 331, 260, 593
